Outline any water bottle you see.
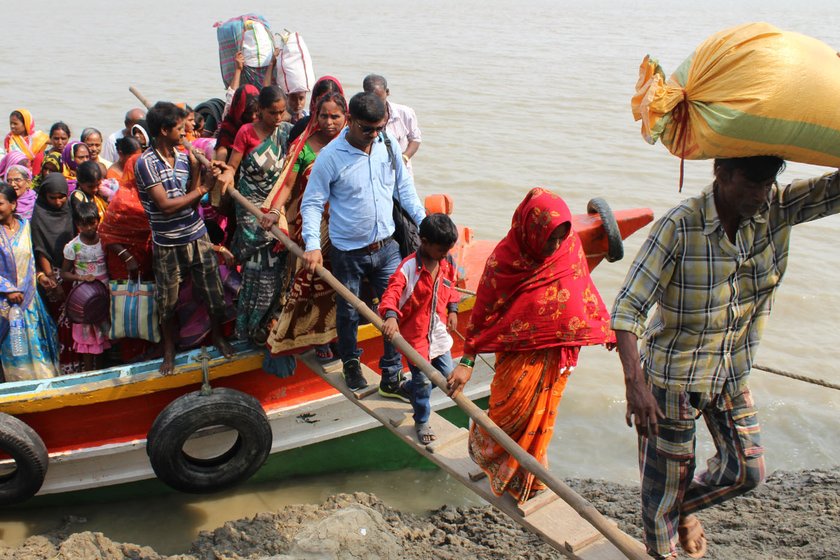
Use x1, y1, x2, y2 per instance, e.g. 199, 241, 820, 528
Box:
8, 304, 28, 357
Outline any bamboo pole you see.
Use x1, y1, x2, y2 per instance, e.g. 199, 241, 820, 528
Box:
130, 86, 647, 560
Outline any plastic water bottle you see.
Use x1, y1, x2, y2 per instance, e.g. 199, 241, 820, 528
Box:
8, 304, 28, 357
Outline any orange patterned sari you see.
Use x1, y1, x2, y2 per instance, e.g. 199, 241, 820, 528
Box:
466, 187, 613, 503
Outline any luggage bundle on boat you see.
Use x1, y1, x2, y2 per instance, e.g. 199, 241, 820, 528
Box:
214, 14, 315, 95
633, 22, 840, 168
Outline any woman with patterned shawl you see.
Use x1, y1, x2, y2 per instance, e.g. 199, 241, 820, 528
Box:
447, 188, 615, 503
5, 109, 48, 175
259, 77, 346, 358
0, 183, 60, 381
216, 85, 292, 342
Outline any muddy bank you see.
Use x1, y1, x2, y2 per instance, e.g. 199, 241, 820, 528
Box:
1, 468, 836, 559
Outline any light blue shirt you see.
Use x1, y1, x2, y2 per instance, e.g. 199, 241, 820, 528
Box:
301, 128, 425, 252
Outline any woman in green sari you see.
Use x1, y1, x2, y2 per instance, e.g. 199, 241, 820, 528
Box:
220, 86, 292, 342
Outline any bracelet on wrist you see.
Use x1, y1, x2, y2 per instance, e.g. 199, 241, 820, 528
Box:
459, 356, 475, 368
268, 207, 282, 216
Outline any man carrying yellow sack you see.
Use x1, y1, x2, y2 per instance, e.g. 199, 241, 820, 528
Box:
611, 156, 840, 558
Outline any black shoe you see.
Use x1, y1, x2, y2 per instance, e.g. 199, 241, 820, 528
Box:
379, 379, 411, 403
342, 359, 368, 391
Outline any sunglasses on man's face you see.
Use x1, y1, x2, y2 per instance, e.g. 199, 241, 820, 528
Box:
356, 122, 386, 134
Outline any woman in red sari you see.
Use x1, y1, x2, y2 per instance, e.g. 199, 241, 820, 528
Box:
448, 187, 614, 503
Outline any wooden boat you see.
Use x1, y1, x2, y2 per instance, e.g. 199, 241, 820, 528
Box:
0, 197, 653, 507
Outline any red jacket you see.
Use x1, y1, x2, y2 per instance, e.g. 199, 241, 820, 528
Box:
379, 253, 461, 360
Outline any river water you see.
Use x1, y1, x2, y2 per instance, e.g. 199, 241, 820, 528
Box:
0, 0, 838, 553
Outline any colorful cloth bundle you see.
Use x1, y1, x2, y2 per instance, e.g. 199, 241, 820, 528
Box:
215, 14, 275, 88
633, 22, 840, 168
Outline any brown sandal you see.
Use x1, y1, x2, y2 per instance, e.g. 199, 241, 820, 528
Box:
678, 514, 708, 558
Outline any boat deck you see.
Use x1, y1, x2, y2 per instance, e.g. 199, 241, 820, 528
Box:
299, 352, 646, 560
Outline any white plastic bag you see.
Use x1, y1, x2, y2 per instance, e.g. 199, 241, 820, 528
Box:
241, 19, 275, 68
276, 31, 316, 94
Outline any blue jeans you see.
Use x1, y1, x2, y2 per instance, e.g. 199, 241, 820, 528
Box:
330, 239, 403, 385
408, 351, 454, 424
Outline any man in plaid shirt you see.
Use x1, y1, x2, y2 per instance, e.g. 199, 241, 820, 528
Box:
612, 156, 840, 559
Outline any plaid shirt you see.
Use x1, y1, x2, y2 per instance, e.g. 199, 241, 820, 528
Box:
612, 172, 840, 394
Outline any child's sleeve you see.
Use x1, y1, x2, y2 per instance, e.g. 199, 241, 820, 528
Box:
379, 265, 407, 320
62, 240, 77, 264
446, 258, 460, 313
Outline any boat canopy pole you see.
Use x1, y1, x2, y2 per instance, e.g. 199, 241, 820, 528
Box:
130, 86, 647, 560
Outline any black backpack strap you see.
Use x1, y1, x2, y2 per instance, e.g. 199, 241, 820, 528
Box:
381, 131, 397, 172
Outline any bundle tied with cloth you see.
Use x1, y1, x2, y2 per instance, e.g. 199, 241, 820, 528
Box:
215, 13, 275, 88
632, 22, 840, 189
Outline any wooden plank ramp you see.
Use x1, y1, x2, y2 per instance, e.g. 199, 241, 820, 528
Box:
299, 351, 642, 560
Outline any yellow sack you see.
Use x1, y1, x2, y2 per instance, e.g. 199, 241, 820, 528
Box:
633, 22, 840, 167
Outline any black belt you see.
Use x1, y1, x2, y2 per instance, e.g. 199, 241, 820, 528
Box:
347, 236, 393, 254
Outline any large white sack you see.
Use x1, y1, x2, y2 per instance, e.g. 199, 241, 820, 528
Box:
276, 31, 316, 94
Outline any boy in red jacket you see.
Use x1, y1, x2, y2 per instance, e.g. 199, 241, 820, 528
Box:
380, 214, 460, 445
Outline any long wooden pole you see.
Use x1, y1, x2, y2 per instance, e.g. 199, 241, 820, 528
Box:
131, 87, 646, 560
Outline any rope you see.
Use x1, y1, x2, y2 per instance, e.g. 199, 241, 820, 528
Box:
452, 328, 496, 373
675, 90, 690, 193
753, 363, 840, 391
454, 287, 838, 391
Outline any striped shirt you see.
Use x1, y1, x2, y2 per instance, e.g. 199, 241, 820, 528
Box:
611, 172, 840, 394
135, 148, 206, 247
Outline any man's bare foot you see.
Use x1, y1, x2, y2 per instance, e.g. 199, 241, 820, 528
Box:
213, 334, 234, 358
678, 514, 708, 558
160, 351, 175, 376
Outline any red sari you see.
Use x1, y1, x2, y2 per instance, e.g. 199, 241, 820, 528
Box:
98, 154, 154, 361
466, 187, 614, 503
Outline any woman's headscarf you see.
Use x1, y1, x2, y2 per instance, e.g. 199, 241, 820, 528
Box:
61, 141, 86, 173
218, 85, 260, 150
4, 109, 48, 167
0, 151, 30, 179
464, 187, 614, 354
262, 76, 345, 210
32, 151, 62, 192
132, 120, 151, 149
5, 165, 36, 220
30, 173, 74, 268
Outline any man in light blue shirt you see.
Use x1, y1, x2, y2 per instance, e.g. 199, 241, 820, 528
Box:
301, 91, 425, 395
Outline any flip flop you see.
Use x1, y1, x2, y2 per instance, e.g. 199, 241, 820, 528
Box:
678, 515, 708, 559
314, 344, 334, 362
416, 423, 436, 445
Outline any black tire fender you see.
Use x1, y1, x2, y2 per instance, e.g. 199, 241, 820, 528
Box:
587, 197, 624, 262
146, 388, 272, 494
0, 412, 48, 505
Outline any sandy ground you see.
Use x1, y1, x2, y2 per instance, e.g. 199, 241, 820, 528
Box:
0, 468, 836, 560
